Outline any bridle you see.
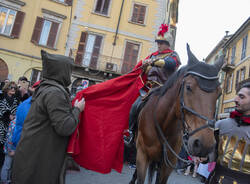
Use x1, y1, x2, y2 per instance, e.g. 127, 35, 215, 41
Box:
153, 71, 219, 168
180, 72, 218, 143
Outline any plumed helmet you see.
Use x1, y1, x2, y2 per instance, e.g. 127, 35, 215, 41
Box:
155, 24, 173, 46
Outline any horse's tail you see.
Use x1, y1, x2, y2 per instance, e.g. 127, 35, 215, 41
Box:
148, 162, 157, 184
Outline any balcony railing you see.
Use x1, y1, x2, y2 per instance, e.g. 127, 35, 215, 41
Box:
75, 52, 124, 74
221, 62, 235, 72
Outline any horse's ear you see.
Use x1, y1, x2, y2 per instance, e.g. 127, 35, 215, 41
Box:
187, 43, 199, 66
214, 54, 225, 73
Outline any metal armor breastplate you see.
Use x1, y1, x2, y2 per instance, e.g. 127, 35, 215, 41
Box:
217, 119, 250, 174
147, 53, 172, 86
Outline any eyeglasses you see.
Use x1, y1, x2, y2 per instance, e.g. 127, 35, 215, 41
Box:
8, 86, 17, 90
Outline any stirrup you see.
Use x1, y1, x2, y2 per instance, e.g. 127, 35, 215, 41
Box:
124, 131, 134, 146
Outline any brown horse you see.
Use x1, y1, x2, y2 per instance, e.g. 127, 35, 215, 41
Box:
132, 45, 224, 184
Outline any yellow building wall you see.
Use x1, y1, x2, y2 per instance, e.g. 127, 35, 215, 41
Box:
0, 0, 71, 81
70, 0, 160, 66
220, 29, 250, 114
0, 50, 41, 82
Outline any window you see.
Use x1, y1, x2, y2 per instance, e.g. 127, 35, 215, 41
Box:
226, 73, 233, 93
121, 41, 140, 74
75, 32, 103, 69
241, 34, 248, 60
39, 20, 52, 46
30, 69, 42, 86
0, 6, 24, 37
94, 0, 111, 15
31, 17, 60, 48
240, 67, 246, 81
235, 67, 246, 90
235, 70, 240, 90
231, 45, 236, 64
224, 107, 234, 113
131, 4, 146, 24
0, 6, 16, 35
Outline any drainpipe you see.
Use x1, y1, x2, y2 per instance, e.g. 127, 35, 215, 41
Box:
113, 0, 125, 46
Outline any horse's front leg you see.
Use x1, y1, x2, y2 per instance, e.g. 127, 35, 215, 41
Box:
155, 163, 172, 184
136, 146, 148, 184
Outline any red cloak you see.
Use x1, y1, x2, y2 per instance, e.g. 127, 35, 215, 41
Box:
67, 61, 146, 173
67, 49, 176, 174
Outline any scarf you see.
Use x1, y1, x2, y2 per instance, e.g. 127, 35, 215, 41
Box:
230, 110, 250, 126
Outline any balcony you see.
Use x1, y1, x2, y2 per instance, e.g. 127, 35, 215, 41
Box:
74, 52, 124, 74
221, 62, 235, 72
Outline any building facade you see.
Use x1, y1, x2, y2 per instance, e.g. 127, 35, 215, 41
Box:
218, 17, 250, 119
0, 0, 72, 84
0, 0, 179, 93
205, 33, 232, 118
65, 0, 179, 94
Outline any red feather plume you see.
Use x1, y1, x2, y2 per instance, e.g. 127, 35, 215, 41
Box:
157, 24, 169, 37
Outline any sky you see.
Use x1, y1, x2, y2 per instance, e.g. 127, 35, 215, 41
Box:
175, 0, 250, 65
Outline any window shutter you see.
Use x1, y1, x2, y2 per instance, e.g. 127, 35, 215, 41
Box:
121, 42, 139, 74
47, 22, 59, 48
65, 0, 72, 6
102, 0, 110, 15
121, 43, 132, 74
31, 17, 44, 44
131, 4, 139, 22
90, 35, 102, 69
138, 6, 146, 24
75, 32, 87, 65
11, 11, 25, 38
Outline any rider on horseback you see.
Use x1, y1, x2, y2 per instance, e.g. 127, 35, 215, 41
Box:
124, 24, 181, 146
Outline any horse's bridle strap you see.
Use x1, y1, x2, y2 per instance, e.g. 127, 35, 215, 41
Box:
181, 103, 212, 122
185, 71, 219, 80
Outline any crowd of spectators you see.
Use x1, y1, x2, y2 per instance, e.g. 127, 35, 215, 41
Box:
0, 76, 37, 183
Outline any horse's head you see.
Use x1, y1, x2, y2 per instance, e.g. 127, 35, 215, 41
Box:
181, 44, 223, 160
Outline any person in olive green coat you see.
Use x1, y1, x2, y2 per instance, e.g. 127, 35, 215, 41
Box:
12, 50, 85, 184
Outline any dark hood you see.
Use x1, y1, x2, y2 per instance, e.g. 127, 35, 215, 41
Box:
41, 50, 73, 87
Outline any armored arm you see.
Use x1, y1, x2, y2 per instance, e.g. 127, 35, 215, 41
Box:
152, 51, 180, 71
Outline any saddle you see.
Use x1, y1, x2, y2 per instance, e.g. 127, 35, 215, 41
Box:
130, 85, 162, 132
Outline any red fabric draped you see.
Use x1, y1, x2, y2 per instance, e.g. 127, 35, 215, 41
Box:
67, 61, 146, 174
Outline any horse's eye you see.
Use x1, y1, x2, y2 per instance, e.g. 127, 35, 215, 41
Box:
186, 85, 192, 92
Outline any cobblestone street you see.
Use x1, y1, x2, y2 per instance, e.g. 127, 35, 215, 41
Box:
66, 164, 202, 184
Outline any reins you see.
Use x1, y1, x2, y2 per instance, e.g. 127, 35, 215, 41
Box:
153, 72, 218, 169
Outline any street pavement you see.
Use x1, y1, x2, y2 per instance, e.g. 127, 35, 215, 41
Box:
66, 164, 203, 184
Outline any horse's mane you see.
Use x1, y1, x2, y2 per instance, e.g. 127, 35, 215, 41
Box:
151, 65, 188, 97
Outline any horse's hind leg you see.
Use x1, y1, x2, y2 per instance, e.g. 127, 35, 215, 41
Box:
129, 169, 137, 184
136, 147, 148, 184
